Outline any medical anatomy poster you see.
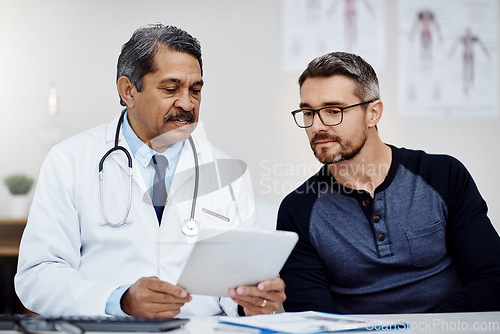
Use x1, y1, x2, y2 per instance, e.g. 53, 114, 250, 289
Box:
281, 0, 386, 72
398, 0, 498, 118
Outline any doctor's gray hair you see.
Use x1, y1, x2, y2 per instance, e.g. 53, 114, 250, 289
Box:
117, 23, 203, 106
298, 52, 380, 102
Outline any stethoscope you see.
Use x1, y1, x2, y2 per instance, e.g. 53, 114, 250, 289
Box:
99, 109, 201, 236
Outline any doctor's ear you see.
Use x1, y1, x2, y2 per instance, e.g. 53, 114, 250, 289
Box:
117, 76, 137, 108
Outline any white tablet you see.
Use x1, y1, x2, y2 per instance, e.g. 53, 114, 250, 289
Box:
176, 227, 298, 297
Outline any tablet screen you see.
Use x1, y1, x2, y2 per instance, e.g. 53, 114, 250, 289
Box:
176, 227, 298, 296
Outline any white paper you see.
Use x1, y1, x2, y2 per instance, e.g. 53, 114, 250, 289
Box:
219, 311, 402, 333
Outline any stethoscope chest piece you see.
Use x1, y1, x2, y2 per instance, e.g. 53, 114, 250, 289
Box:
181, 218, 200, 236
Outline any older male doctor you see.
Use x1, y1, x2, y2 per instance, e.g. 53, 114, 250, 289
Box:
15, 24, 285, 318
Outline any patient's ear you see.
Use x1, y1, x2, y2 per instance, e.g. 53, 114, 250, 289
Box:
117, 76, 137, 108
366, 100, 383, 128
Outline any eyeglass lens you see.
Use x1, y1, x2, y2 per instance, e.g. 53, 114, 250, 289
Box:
295, 108, 342, 128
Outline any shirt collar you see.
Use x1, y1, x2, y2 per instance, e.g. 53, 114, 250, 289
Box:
122, 111, 184, 169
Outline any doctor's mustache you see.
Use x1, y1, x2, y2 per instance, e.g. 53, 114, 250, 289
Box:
164, 110, 196, 123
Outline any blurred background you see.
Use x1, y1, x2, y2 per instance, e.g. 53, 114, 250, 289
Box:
0, 0, 499, 233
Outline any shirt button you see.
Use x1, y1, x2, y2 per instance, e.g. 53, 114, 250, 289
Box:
373, 216, 381, 223
362, 199, 370, 207
378, 233, 385, 242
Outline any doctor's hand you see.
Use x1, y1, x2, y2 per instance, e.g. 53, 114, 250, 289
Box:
121, 276, 192, 318
228, 277, 286, 316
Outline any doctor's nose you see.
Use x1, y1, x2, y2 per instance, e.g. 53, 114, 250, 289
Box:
174, 90, 195, 111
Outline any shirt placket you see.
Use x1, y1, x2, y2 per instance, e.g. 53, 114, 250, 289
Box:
360, 192, 392, 258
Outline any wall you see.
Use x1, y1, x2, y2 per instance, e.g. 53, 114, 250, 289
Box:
0, 0, 499, 232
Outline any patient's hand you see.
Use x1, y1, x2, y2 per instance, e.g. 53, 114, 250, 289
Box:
229, 277, 286, 315
121, 276, 192, 318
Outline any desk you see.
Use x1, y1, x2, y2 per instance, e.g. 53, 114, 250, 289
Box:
0, 218, 27, 313
0, 218, 26, 257
174, 312, 500, 333
0, 312, 498, 333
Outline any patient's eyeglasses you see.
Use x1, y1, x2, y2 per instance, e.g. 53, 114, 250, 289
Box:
291, 100, 375, 128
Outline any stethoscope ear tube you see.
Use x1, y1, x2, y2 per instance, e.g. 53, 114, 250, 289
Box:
180, 136, 201, 236
187, 136, 199, 222
99, 146, 132, 172
99, 109, 133, 227
99, 110, 132, 172
99, 166, 133, 227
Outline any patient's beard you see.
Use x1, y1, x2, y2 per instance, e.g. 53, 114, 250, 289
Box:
311, 131, 367, 164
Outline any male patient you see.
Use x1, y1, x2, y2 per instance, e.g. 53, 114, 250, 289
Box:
278, 51, 500, 313
15, 23, 284, 317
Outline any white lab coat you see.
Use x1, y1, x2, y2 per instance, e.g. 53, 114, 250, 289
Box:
15, 113, 259, 317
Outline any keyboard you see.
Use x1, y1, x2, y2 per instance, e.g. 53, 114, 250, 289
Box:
0, 314, 188, 332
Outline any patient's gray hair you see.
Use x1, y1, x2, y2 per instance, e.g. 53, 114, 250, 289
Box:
298, 52, 380, 102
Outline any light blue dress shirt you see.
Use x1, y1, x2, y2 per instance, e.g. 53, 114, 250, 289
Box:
105, 111, 183, 316
122, 112, 183, 198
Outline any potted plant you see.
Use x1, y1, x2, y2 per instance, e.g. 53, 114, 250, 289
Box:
3, 173, 35, 218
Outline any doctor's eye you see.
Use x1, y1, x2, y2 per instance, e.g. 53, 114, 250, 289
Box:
190, 88, 202, 95
163, 88, 177, 93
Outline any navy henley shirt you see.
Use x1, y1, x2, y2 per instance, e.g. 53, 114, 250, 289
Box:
277, 145, 500, 313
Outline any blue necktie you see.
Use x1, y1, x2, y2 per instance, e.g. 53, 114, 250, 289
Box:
151, 155, 168, 224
